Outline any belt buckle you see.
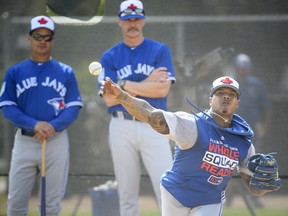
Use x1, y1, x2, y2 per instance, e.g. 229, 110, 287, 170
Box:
117, 111, 124, 120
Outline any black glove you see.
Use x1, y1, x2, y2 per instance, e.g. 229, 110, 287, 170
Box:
247, 153, 281, 192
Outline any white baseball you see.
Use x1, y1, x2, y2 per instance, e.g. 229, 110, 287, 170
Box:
89, 61, 102, 76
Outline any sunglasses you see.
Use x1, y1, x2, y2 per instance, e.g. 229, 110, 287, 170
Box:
31, 34, 53, 42
119, 8, 145, 17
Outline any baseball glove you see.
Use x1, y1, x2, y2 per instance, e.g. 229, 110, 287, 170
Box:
247, 153, 281, 192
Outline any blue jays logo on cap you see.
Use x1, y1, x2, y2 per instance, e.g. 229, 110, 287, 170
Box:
29, 15, 55, 35
119, 0, 145, 20
210, 76, 240, 97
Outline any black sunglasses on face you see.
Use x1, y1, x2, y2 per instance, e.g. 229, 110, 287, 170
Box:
31, 34, 53, 42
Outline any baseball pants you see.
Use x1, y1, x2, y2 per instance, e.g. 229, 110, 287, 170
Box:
109, 117, 173, 216
160, 185, 223, 216
7, 129, 69, 216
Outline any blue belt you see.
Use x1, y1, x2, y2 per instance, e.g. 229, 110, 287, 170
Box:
111, 111, 140, 121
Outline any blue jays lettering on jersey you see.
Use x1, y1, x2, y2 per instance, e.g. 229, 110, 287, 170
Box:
161, 112, 253, 208
98, 38, 176, 112
0, 59, 83, 130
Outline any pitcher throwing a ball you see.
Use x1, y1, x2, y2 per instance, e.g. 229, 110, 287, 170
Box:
100, 76, 281, 216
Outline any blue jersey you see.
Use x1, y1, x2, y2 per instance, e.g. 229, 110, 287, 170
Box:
236, 75, 271, 127
161, 112, 254, 208
98, 38, 176, 113
0, 59, 83, 131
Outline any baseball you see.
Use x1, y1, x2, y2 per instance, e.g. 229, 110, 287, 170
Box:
89, 61, 102, 76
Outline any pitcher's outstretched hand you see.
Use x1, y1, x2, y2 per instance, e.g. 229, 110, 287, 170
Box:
100, 77, 122, 99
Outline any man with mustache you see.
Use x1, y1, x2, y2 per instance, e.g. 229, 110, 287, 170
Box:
97, 0, 176, 215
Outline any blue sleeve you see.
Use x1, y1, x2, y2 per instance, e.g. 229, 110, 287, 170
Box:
49, 67, 83, 132
156, 45, 174, 72
98, 53, 118, 85
157, 45, 176, 83
2, 105, 38, 130
65, 70, 83, 105
97, 52, 118, 95
49, 106, 81, 132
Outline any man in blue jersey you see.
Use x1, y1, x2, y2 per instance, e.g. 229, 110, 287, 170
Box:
0, 15, 83, 215
100, 76, 280, 216
97, 0, 175, 215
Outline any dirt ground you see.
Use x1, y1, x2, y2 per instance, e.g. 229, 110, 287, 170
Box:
26, 194, 288, 214
1, 176, 287, 214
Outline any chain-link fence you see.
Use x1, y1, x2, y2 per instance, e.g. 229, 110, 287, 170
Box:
1, 1, 288, 215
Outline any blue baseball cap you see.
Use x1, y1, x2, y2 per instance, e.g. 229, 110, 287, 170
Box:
119, 0, 145, 20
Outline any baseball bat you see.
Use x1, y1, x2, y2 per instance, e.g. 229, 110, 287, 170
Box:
41, 139, 47, 216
